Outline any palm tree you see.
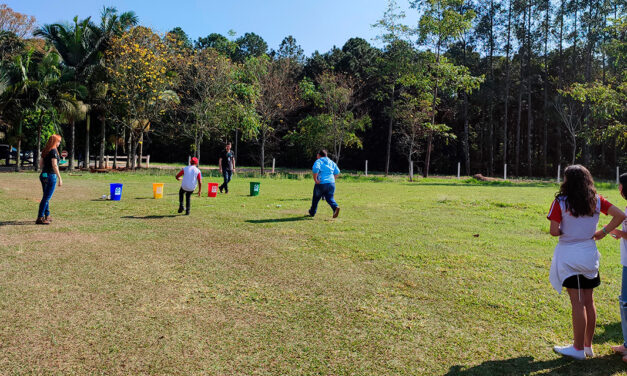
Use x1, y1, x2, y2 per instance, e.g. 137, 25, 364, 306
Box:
36, 8, 138, 169
0, 48, 86, 171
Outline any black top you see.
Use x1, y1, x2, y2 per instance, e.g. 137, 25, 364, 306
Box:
42, 149, 59, 174
219, 150, 234, 171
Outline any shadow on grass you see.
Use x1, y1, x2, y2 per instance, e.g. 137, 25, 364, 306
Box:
0, 220, 34, 226
122, 214, 180, 219
246, 216, 312, 224
447, 322, 625, 375
445, 354, 625, 375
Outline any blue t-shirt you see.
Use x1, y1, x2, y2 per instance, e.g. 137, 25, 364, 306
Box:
312, 157, 340, 184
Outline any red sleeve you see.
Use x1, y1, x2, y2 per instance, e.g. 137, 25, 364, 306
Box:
547, 199, 562, 223
175, 169, 184, 179
599, 195, 612, 215
197, 172, 202, 184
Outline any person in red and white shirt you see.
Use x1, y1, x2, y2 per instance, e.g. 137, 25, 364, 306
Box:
175, 157, 202, 215
547, 165, 626, 360
609, 173, 627, 361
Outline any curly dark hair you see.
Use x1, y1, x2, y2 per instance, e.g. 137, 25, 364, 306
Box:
620, 172, 627, 199
556, 165, 597, 217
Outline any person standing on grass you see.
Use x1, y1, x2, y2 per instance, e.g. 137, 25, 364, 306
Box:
308, 149, 340, 218
548, 165, 626, 360
36, 134, 63, 225
218, 142, 235, 194
175, 157, 202, 215
610, 173, 627, 361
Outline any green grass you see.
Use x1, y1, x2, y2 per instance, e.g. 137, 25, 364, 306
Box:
0, 172, 626, 375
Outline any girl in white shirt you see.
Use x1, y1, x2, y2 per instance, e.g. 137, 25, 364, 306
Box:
548, 165, 626, 360
610, 173, 627, 361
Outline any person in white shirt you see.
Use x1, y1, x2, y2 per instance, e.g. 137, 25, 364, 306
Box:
547, 165, 626, 360
610, 173, 627, 361
175, 157, 202, 215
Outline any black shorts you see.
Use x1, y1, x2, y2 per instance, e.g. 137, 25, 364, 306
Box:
562, 273, 601, 289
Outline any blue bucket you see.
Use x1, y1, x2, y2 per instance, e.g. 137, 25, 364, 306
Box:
110, 183, 123, 201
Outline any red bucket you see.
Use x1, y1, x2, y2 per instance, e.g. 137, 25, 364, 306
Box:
208, 182, 219, 198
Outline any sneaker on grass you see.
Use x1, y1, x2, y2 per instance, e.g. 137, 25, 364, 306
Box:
584, 346, 594, 358
553, 344, 586, 360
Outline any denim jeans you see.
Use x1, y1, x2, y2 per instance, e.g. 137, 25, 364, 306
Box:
38, 173, 57, 218
309, 183, 338, 216
179, 188, 192, 210
620, 266, 627, 347
220, 169, 233, 193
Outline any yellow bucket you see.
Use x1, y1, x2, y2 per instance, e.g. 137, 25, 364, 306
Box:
153, 183, 164, 199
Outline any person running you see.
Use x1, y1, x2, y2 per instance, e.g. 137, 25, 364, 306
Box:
548, 165, 626, 360
308, 149, 340, 218
218, 142, 235, 194
175, 157, 202, 215
610, 173, 627, 361
36, 134, 63, 225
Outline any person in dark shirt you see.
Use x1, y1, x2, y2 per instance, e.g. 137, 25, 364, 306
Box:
37, 134, 63, 224
218, 142, 235, 194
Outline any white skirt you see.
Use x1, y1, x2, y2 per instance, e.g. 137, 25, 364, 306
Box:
549, 240, 599, 293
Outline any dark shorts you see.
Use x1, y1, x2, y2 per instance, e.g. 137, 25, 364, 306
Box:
562, 273, 601, 289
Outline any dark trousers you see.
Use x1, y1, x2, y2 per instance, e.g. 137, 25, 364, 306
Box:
309, 183, 338, 216
179, 188, 192, 210
220, 169, 233, 192
38, 173, 57, 218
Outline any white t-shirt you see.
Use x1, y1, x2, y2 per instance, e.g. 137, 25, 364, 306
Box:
180, 165, 201, 192
621, 207, 627, 266
547, 195, 612, 293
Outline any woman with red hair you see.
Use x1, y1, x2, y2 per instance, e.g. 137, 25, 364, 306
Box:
37, 134, 63, 224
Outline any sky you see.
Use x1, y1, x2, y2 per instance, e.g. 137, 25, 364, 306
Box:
7, 0, 419, 56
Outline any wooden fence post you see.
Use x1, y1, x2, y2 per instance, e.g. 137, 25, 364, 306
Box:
365, 160, 368, 176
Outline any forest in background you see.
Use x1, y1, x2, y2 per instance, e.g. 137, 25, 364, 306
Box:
0, 0, 625, 177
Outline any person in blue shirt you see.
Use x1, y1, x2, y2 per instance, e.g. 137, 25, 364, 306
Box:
308, 149, 340, 218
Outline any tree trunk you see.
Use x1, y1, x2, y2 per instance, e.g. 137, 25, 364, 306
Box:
260, 128, 266, 174
515, 78, 523, 176
113, 125, 118, 169
488, 0, 495, 176
463, 91, 470, 176
385, 85, 395, 176
99, 116, 105, 169
36, 112, 44, 172
15, 120, 22, 172
69, 120, 75, 170
234, 128, 239, 161
503, 0, 512, 170
542, 0, 549, 176
126, 128, 132, 169
84, 112, 90, 169
138, 132, 143, 168
526, 1, 533, 177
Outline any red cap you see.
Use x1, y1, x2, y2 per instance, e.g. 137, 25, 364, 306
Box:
190, 157, 199, 165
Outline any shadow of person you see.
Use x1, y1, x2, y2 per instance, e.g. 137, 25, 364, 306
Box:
245, 216, 312, 224
0, 220, 35, 226
445, 354, 625, 376
121, 215, 180, 219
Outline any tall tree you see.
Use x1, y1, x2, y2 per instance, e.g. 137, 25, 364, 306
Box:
374, 0, 412, 175
411, 0, 477, 177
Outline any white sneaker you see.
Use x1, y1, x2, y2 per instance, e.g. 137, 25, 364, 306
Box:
584, 346, 594, 357
553, 344, 586, 360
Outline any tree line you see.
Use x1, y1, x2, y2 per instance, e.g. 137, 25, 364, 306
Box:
0, 0, 625, 177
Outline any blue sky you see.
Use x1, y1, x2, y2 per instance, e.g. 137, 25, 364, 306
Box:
8, 0, 419, 55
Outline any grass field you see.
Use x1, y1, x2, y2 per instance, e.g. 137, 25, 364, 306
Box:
1, 171, 626, 375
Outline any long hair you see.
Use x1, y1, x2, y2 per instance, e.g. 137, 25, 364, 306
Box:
556, 165, 597, 217
620, 173, 627, 199
41, 134, 62, 159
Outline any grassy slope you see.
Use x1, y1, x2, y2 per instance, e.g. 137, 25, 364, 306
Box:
0, 172, 626, 375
